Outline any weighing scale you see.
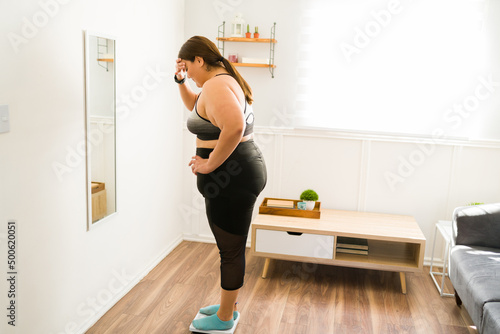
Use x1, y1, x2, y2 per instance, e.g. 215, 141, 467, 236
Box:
189, 311, 240, 334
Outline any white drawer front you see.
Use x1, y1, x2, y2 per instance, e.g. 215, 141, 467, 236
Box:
255, 229, 334, 259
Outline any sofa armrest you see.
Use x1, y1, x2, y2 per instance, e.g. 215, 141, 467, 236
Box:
452, 203, 500, 248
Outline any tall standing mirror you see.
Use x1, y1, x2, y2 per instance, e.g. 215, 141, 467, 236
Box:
84, 31, 117, 230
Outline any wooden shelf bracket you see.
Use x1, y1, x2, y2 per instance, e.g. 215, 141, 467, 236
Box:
216, 21, 277, 78
269, 22, 276, 78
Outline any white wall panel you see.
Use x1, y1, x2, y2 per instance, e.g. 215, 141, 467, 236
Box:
451, 146, 500, 208
183, 127, 500, 265
280, 135, 363, 211
364, 141, 455, 255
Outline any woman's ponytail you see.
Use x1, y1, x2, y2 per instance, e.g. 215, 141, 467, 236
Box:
178, 36, 254, 105
220, 57, 253, 105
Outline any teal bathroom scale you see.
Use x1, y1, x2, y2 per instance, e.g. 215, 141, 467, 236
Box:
189, 311, 240, 334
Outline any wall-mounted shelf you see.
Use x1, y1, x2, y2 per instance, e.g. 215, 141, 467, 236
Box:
233, 63, 276, 68
97, 37, 112, 71
217, 22, 277, 78
217, 37, 277, 44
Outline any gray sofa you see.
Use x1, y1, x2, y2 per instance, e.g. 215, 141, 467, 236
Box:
450, 203, 500, 334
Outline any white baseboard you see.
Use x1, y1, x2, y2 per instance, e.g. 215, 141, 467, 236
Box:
76, 234, 184, 334
183, 232, 216, 244
424, 256, 445, 268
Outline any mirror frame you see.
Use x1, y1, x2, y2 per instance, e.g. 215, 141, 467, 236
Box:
83, 30, 117, 231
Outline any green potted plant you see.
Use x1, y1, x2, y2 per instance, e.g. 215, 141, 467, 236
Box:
254, 26, 260, 39
300, 189, 319, 210
245, 24, 251, 38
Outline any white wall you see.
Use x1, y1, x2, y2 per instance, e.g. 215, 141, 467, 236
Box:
0, 0, 185, 333
184, 0, 500, 140
181, 0, 500, 265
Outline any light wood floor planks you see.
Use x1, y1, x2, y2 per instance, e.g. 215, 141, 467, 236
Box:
87, 241, 477, 334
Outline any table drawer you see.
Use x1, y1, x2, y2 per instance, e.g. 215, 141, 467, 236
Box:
255, 229, 334, 259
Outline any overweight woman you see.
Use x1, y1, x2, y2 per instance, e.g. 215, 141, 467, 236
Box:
175, 36, 267, 331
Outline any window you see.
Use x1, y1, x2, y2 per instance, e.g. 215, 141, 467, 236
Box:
293, 0, 496, 140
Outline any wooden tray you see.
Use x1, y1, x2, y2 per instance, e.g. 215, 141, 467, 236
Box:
259, 197, 321, 219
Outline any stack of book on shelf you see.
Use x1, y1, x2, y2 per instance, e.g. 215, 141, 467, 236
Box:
266, 199, 295, 209
336, 236, 369, 255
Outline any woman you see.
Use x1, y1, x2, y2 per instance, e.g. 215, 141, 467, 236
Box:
175, 36, 267, 331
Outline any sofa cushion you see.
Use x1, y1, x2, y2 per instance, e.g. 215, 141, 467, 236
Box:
450, 245, 500, 331
482, 302, 500, 334
453, 203, 500, 248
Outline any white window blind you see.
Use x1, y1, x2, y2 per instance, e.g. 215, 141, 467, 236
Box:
292, 0, 498, 140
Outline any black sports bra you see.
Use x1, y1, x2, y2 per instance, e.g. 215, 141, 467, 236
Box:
186, 74, 254, 141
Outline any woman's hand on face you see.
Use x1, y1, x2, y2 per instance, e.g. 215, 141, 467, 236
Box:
189, 155, 215, 175
175, 58, 186, 80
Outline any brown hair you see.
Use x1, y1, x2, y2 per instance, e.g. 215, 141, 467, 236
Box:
178, 36, 253, 104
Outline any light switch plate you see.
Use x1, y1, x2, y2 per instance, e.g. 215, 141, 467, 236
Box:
0, 105, 10, 133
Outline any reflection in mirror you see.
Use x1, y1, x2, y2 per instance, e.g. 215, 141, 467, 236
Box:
84, 31, 116, 230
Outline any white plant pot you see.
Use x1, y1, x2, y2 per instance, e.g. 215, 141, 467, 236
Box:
305, 201, 316, 210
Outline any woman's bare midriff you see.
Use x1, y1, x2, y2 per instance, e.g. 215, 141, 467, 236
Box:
196, 134, 254, 149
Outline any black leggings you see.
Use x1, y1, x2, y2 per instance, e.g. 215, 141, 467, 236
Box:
197, 140, 267, 290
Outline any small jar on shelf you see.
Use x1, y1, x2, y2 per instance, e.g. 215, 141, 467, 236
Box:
228, 54, 238, 63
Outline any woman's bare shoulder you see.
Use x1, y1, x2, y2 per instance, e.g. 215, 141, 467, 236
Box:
203, 75, 241, 103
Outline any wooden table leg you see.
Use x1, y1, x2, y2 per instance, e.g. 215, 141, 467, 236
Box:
400, 272, 407, 294
262, 258, 271, 278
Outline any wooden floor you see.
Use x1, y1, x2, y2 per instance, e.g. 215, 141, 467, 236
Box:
87, 241, 477, 334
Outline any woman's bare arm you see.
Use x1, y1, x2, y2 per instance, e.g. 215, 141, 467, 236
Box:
194, 80, 245, 173
175, 58, 197, 110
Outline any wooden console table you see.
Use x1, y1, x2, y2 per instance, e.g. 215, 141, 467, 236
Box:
251, 209, 426, 294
